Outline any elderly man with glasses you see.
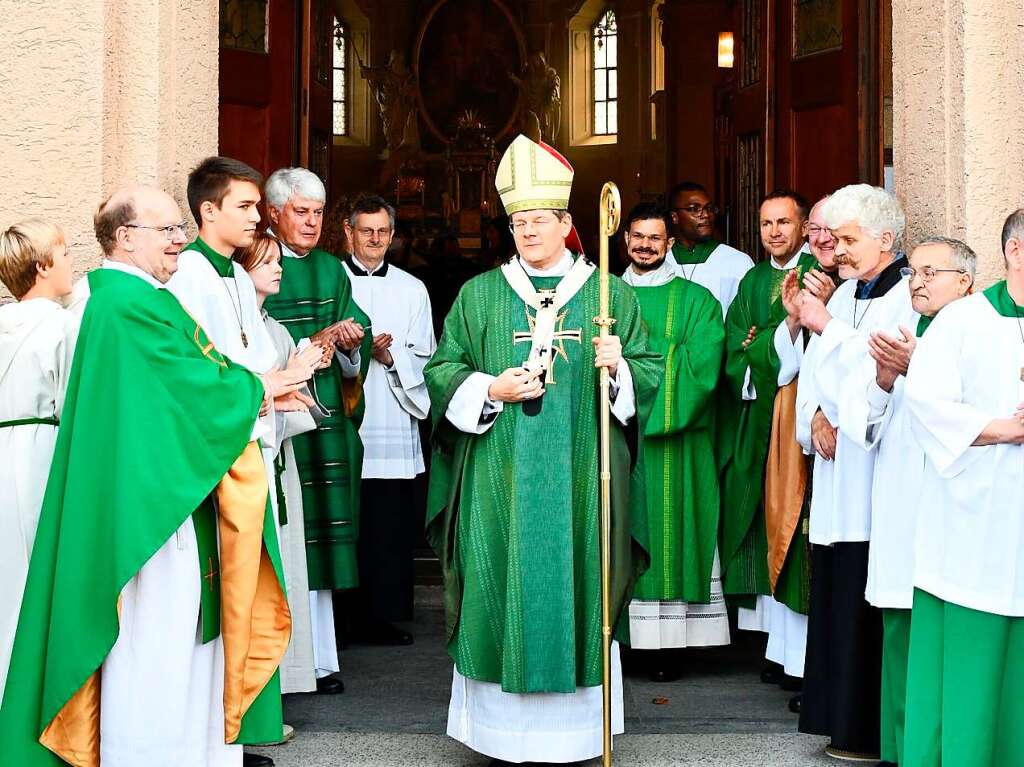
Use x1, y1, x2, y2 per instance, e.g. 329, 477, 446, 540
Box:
668, 181, 754, 316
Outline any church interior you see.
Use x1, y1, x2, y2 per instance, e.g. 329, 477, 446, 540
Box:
219, 0, 892, 289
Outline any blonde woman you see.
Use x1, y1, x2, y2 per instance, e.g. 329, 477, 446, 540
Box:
0, 219, 77, 700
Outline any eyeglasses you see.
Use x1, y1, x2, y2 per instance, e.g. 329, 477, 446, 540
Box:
125, 222, 188, 240
674, 204, 719, 218
628, 232, 667, 245
355, 227, 393, 238
509, 217, 559, 233
807, 225, 833, 237
899, 266, 967, 283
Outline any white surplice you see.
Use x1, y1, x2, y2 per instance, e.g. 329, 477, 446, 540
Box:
341, 258, 435, 478
904, 292, 1024, 616
622, 259, 730, 648
675, 242, 755, 316
69, 265, 243, 767
0, 298, 77, 702
262, 314, 339, 692
444, 251, 631, 763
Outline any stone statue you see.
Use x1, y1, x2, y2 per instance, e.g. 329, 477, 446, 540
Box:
509, 52, 561, 144
360, 49, 420, 151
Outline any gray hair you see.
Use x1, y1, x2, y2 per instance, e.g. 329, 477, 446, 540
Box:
264, 167, 326, 209
1001, 208, 1024, 251
346, 194, 396, 231
821, 183, 906, 248
913, 235, 977, 280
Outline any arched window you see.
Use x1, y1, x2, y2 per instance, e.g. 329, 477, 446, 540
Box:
332, 18, 348, 136
592, 10, 618, 136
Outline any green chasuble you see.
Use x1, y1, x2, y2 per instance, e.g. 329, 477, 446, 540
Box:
631, 278, 725, 605
0, 269, 285, 765
717, 253, 816, 599
671, 239, 719, 266
425, 263, 661, 693
264, 248, 372, 590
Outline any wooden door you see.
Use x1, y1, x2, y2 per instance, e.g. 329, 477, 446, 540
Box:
219, 0, 300, 177
299, 0, 334, 190
772, 0, 878, 201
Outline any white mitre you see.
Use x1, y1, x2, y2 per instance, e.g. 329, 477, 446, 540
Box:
496, 134, 574, 214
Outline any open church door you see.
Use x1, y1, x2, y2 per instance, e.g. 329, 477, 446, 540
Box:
219, 0, 300, 176
772, 0, 883, 199
299, 0, 334, 192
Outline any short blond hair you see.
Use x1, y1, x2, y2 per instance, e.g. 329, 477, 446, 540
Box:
0, 219, 65, 299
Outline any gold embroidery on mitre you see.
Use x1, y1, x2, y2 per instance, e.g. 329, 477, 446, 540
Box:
496, 134, 574, 215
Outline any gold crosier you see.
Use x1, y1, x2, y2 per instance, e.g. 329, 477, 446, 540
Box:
595, 181, 620, 767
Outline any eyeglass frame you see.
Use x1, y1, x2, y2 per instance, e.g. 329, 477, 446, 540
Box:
673, 204, 719, 218
899, 265, 968, 283
124, 222, 189, 240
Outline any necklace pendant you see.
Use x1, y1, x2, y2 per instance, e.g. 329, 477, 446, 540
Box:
241, 330, 249, 348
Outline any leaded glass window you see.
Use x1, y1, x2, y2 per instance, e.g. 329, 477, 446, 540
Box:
593, 10, 617, 136
220, 0, 268, 54
333, 19, 348, 136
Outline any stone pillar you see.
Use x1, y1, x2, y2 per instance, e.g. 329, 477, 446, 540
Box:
892, 0, 1024, 287
0, 0, 219, 289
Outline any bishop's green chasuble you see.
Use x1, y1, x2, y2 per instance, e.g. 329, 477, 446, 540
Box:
0, 269, 286, 765
425, 263, 660, 693
717, 253, 816, 600
264, 248, 372, 590
631, 278, 725, 605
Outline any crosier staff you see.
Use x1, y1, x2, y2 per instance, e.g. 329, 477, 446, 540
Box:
594, 181, 620, 767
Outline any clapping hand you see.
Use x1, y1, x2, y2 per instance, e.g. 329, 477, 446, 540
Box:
802, 268, 836, 304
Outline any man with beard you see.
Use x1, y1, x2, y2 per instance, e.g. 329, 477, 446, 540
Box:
789, 184, 916, 761
668, 181, 754, 316
620, 203, 727, 681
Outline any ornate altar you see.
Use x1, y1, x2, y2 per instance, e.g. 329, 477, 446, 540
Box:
444, 111, 498, 240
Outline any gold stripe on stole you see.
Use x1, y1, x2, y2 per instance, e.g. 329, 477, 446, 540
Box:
763, 380, 808, 591
217, 441, 291, 742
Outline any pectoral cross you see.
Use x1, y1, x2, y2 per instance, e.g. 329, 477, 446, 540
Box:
513, 307, 583, 384
203, 556, 218, 594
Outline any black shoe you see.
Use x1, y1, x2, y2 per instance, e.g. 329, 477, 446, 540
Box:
875, 762, 898, 767
352, 621, 414, 646
788, 694, 801, 714
243, 754, 274, 767
315, 674, 345, 694
780, 673, 803, 692
760, 662, 784, 685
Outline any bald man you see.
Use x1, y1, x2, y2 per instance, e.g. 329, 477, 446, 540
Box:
1, 186, 291, 767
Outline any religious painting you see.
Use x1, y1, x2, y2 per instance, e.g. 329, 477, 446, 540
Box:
413, 0, 526, 142
793, 0, 843, 59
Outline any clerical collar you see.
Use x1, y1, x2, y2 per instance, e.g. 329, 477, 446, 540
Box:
346, 256, 389, 277
856, 255, 907, 299
185, 236, 234, 277
519, 249, 574, 277
623, 256, 679, 288
769, 250, 804, 271
101, 259, 164, 289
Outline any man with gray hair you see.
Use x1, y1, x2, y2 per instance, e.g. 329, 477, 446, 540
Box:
783, 183, 915, 761
340, 194, 436, 645
839, 235, 974, 765
263, 167, 372, 694
900, 211, 1024, 765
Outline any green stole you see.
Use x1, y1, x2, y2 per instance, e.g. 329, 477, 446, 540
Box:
0, 269, 281, 764
672, 239, 719, 266
717, 253, 817, 599
263, 247, 372, 590
425, 264, 661, 692
917, 314, 934, 336
983, 280, 1024, 318
630, 278, 725, 604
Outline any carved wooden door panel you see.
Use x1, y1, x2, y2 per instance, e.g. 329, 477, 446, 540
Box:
219, 0, 299, 176
300, 0, 333, 190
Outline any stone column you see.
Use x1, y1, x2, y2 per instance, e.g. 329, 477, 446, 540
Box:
892, 0, 1024, 287
0, 0, 218, 288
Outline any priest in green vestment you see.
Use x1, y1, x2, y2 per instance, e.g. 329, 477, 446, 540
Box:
264, 168, 372, 595
425, 134, 660, 763
0, 186, 290, 767
619, 202, 727, 681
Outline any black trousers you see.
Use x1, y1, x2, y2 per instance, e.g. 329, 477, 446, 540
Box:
349, 477, 417, 624
799, 542, 883, 755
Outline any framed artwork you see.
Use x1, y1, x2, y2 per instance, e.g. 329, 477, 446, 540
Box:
413, 0, 527, 142
793, 0, 843, 59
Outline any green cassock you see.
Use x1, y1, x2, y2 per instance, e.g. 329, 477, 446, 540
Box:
263, 248, 372, 590
0, 269, 285, 765
717, 253, 816, 601
424, 262, 661, 693
630, 277, 725, 605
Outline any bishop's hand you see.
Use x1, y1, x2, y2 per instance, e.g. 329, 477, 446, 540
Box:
487, 366, 545, 403
592, 334, 622, 378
